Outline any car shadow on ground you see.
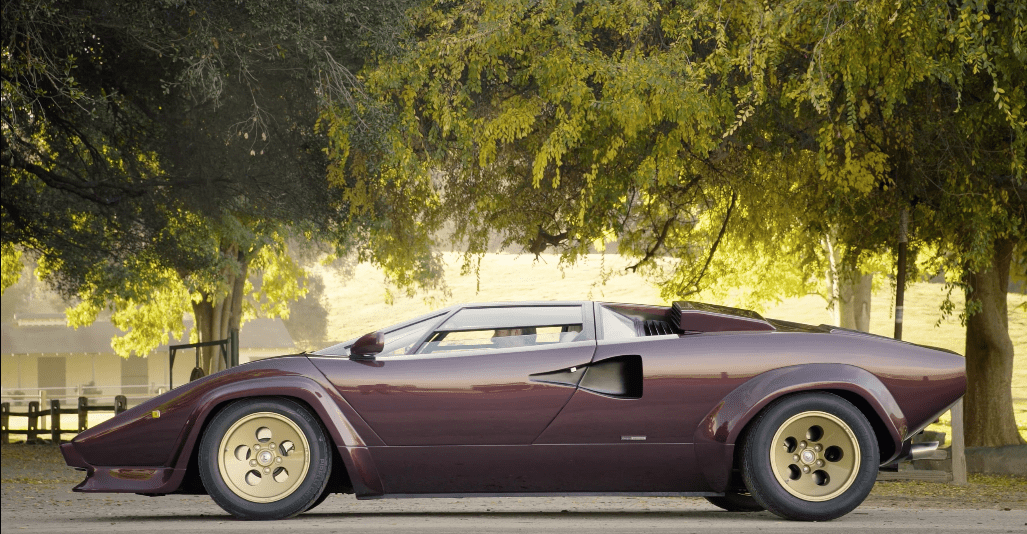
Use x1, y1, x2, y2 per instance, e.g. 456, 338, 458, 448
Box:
76, 510, 776, 522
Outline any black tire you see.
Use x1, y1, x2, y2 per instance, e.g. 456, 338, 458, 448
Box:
704, 490, 765, 512
198, 397, 333, 520
305, 485, 333, 512
740, 392, 878, 521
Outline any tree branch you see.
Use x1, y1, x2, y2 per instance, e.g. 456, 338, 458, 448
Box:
686, 191, 738, 294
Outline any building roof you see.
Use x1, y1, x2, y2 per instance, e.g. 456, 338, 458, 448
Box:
1, 315, 295, 356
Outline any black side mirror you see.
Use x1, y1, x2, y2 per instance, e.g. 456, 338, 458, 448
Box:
350, 331, 384, 360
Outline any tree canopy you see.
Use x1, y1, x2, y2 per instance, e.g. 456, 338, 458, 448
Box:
348, 0, 1025, 445
3, 0, 1023, 445
1, 0, 440, 369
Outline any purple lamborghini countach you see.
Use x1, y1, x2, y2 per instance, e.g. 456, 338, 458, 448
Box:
62, 301, 965, 521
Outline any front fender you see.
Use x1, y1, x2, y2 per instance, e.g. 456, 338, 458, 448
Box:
63, 357, 386, 496
692, 363, 906, 492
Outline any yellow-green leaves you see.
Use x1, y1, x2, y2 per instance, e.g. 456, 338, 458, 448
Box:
66, 266, 190, 359
248, 236, 307, 320
322, 0, 1023, 317
1, 243, 22, 294
478, 95, 541, 167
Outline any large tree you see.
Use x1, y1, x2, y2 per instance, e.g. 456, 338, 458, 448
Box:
351, 0, 1025, 445
763, 0, 1026, 446
2, 0, 440, 371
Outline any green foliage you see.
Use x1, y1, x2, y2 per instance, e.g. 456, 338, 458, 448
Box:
363, 0, 750, 271
55, 217, 310, 358
1, 243, 22, 294
349, 0, 1024, 312
3, 0, 431, 358
320, 103, 447, 301
351, 1, 851, 306
246, 234, 309, 321
348, 0, 1024, 446
65, 266, 191, 359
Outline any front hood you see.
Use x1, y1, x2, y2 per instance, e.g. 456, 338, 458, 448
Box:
67, 355, 316, 468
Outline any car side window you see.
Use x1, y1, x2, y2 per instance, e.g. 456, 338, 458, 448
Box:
598, 305, 639, 340
419, 324, 583, 354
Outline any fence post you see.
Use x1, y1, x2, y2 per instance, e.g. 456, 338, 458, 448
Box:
50, 399, 61, 444
1, 402, 9, 444
78, 397, 88, 432
230, 327, 240, 368
27, 401, 39, 443
951, 399, 968, 486
114, 395, 127, 415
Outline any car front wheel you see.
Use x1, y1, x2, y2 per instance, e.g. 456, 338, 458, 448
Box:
198, 397, 332, 520
740, 392, 878, 521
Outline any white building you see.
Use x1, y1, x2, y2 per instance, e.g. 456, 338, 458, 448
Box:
1, 314, 296, 401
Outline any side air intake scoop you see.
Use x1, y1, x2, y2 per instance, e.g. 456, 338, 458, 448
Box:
671, 301, 776, 333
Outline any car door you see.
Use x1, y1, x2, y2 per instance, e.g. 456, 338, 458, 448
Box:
531, 302, 707, 492
308, 303, 596, 492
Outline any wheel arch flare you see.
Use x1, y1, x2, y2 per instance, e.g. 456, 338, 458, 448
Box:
62, 357, 385, 497
692, 363, 906, 493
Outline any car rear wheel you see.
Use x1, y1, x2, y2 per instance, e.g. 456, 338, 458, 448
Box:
198, 397, 332, 520
740, 392, 878, 521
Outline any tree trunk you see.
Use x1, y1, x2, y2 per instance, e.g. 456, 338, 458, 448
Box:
837, 273, 872, 332
824, 232, 872, 332
190, 245, 251, 375
963, 238, 1024, 447
190, 298, 214, 375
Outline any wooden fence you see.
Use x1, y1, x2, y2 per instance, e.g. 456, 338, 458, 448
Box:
1, 396, 127, 444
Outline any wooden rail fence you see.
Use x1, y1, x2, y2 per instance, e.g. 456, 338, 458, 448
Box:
1, 396, 128, 444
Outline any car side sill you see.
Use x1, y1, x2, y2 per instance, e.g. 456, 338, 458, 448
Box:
358, 491, 722, 500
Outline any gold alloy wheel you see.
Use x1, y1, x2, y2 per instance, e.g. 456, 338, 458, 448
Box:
217, 412, 310, 503
768, 410, 861, 502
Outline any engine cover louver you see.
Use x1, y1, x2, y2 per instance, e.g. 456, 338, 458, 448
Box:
643, 320, 676, 336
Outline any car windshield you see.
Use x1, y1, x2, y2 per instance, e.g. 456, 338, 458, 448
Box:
378, 317, 441, 356
312, 312, 447, 356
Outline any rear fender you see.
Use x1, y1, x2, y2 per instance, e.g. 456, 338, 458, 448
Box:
693, 363, 906, 492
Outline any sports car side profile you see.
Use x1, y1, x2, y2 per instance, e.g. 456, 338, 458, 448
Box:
62, 300, 965, 521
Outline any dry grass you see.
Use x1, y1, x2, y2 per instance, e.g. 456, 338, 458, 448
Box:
868, 474, 1027, 509
0, 442, 81, 485
312, 251, 1027, 440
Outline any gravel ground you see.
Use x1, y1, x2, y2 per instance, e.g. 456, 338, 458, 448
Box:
2, 443, 1025, 533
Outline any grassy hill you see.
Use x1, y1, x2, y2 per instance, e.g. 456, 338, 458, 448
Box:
311, 251, 1026, 440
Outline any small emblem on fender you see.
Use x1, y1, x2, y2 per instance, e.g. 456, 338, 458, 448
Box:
621, 435, 646, 441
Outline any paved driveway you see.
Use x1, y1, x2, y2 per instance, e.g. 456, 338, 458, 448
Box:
3, 483, 1025, 534
2, 444, 1024, 533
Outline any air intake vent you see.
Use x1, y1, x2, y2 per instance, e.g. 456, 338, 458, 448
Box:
671, 301, 776, 333
643, 320, 676, 336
